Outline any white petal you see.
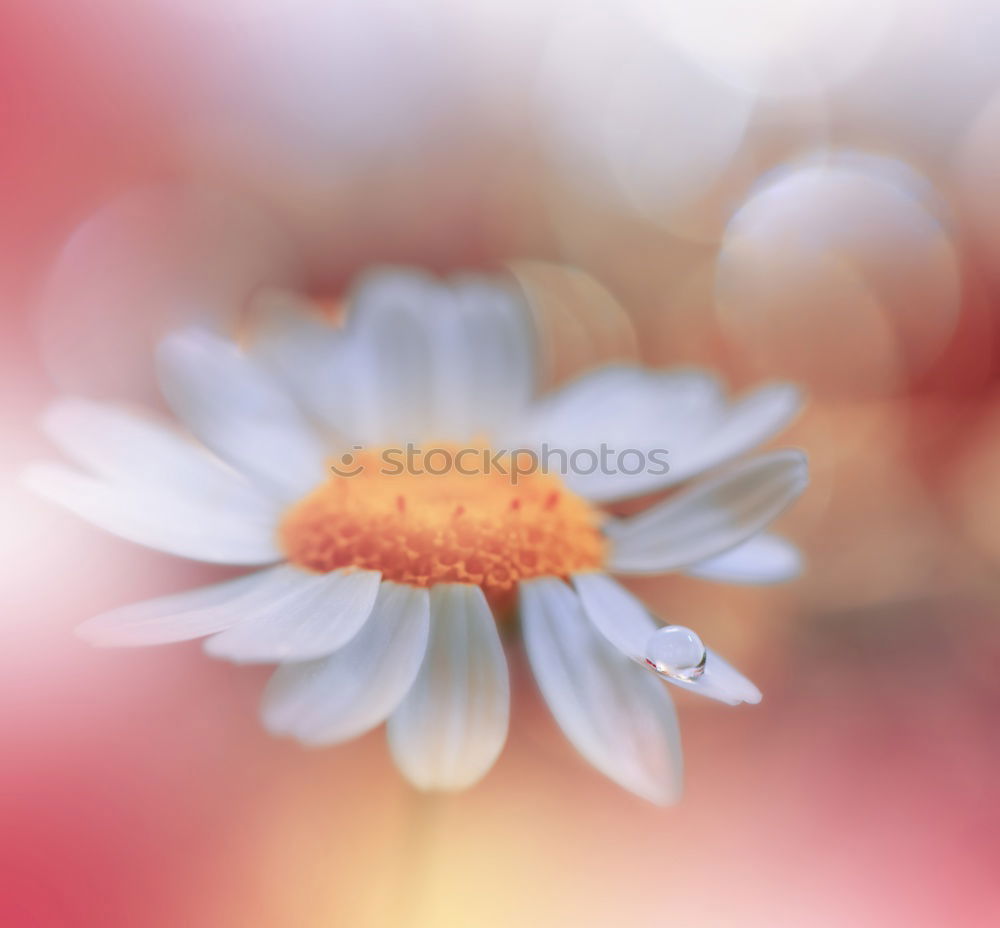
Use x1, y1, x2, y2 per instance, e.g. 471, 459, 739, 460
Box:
203, 568, 381, 663
685, 384, 802, 482
246, 289, 358, 440
573, 574, 761, 706
41, 397, 281, 519
516, 366, 800, 502
660, 648, 762, 706
516, 366, 718, 501
606, 450, 808, 573
387, 584, 509, 791
339, 269, 536, 444
77, 565, 310, 646
262, 581, 430, 745
685, 534, 802, 584
345, 272, 438, 442
157, 326, 329, 500
520, 577, 682, 804
571, 572, 657, 662
23, 461, 282, 565
439, 275, 537, 437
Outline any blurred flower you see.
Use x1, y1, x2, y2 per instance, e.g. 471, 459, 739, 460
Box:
26, 268, 807, 804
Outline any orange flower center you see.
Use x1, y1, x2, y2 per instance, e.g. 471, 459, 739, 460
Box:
279, 445, 606, 606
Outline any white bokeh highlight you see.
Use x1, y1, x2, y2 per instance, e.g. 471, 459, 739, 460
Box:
715, 152, 960, 394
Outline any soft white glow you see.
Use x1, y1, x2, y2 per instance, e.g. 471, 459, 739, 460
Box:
537, 10, 753, 220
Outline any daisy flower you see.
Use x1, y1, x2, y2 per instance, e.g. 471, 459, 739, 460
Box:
27, 268, 807, 803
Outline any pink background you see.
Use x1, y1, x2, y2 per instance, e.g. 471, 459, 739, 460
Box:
3, 2, 1000, 925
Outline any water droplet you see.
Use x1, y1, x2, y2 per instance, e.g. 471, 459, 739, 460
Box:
645, 626, 707, 682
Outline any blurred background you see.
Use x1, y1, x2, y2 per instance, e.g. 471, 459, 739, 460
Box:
3, 0, 1000, 925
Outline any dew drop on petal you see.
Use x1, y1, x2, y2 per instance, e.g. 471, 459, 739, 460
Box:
645, 626, 707, 682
